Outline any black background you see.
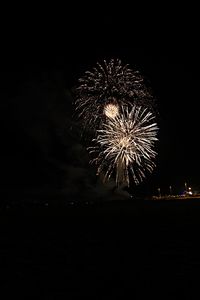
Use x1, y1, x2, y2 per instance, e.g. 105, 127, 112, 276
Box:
1, 5, 200, 298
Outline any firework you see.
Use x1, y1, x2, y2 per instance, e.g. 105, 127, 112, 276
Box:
75, 59, 155, 129
103, 103, 119, 119
89, 106, 158, 186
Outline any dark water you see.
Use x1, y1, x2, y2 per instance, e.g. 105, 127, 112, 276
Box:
0, 199, 200, 299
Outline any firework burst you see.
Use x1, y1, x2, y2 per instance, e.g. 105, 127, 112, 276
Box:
89, 106, 158, 186
75, 59, 155, 129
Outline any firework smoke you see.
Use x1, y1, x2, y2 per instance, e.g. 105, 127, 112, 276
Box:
89, 106, 158, 186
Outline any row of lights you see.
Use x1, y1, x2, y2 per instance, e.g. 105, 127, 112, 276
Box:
157, 182, 193, 198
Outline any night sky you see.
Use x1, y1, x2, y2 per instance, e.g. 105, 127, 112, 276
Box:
1, 6, 200, 299
1, 6, 200, 200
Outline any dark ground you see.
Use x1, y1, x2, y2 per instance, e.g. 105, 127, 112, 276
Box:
1, 199, 200, 299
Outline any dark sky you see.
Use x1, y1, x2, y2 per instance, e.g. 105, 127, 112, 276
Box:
1, 6, 200, 199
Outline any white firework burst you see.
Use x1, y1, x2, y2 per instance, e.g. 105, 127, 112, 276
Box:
75, 59, 154, 129
103, 103, 119, 119
89, 105, 158, 186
